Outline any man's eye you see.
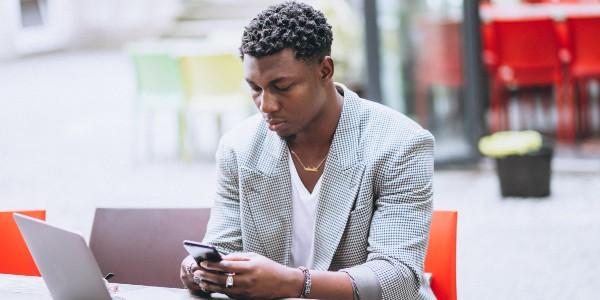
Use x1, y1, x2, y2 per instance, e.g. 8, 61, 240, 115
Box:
251, 86, 262, 92
274, 85, 290, 92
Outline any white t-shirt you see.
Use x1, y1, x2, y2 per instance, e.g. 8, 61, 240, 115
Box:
289, 151, 323, 268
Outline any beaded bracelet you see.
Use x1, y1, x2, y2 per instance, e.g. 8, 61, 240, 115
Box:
298, 266, 312, 298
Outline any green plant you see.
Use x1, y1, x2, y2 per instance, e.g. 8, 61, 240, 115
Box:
478, 131, 543, 158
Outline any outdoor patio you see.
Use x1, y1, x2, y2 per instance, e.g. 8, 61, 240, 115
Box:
1, 50, 599, 299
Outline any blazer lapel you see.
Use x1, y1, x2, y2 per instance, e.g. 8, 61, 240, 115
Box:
240, 128, 293, 265
312, 88, 365, 271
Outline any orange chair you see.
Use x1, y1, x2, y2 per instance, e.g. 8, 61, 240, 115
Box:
0, 210, 46, 276
425, 210, 458, 300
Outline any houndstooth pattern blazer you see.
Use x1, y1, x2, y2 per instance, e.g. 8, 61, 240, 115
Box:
203, 84, 435, 300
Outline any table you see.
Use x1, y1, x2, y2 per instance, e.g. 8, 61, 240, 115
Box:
480, 3, 600, 22
0, 274, 303, 299
0, 274, 227, 299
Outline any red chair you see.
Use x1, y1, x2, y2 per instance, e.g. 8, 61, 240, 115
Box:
488, 18, 575, 142
566, 16, 600, 136
415, 20, 463, 128
0, 210, 46, 276
481, 21, 497, 75
425, 210, 458, 300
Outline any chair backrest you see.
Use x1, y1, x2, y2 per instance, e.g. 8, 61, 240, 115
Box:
89, 208, 211, 288
492, 18, 560, 69
131, 53, 184, 109
0, 210, 46, 276
179, 53, 245, 99
425, 210, 458, 300
567, 16, 600, 73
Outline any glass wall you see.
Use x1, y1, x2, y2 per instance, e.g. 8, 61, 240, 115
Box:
373, 0, 476, 163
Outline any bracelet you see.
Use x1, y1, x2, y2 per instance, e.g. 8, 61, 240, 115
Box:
298, 266, 312, 298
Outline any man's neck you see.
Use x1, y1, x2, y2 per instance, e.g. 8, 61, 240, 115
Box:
288, 85, 344, 150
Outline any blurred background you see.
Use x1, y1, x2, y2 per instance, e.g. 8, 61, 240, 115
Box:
1, 0, 599, 298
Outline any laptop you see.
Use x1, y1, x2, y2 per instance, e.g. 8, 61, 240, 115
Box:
14, 213, 114, 300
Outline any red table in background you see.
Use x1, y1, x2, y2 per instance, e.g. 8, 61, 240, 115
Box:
480, 3, 600, 142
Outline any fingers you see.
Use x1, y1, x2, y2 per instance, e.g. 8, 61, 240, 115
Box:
180, 259, 205, 292
198, 279, 226, 295
181, 272, 201, 292
196, 274, 243, 297
202, 259, 252, 274
193, 269, 225, 286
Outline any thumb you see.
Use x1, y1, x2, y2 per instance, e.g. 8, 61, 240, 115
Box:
223, 252, 253, 261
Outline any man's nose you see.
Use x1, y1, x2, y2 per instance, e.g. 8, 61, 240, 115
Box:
259, 92, 279, 113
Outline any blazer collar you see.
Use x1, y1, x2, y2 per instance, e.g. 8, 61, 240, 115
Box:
328, 83, 361, 171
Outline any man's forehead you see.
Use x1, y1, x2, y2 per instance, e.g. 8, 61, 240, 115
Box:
243, 50, 308, 81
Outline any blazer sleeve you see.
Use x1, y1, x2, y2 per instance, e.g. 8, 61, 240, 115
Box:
341, 130, 435, 300
202, 138, 244, 255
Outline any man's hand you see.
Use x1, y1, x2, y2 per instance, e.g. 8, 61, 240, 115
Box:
180, 255, 211, 297
193, 252, 304, 300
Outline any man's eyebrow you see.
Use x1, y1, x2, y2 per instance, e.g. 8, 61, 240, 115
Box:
245, 77, 290, 86
269, 77, 290, 85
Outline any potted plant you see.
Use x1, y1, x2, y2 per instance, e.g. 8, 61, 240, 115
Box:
479, 131, 553, 197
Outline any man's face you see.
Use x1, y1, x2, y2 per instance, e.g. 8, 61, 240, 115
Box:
243, 49, 328, 138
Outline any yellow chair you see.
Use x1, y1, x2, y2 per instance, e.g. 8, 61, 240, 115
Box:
179, 53, 252, 154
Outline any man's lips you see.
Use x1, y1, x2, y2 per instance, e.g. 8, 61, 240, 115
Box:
266, 119, 285, 131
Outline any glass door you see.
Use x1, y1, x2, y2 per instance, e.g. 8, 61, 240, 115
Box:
366, 0, 484, 164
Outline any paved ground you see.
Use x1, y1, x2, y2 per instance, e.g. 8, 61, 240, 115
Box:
1, 50, 599, 299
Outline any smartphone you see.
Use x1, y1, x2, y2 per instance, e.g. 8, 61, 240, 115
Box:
183, 240, 223, 263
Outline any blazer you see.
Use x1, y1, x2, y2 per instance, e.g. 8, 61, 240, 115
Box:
203, 84, 435, 300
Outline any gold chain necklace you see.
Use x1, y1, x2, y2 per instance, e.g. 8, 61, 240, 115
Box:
290, 149, 328, 172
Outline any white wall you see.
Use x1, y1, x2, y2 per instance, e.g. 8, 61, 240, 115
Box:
0, 0, 18, 60
0, 0, 179, 61
68, 0, 180, 47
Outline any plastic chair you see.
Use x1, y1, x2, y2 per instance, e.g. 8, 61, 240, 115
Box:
481, 21, 497, 75
415, 20, 464, 129
488, 18, 575, 142
179, 53, 251, 153
0, 210, 46, 276
130, 52, 188, 160
425, 210, 458, 300
89, 208, 211, 288
566, 16, 600, 136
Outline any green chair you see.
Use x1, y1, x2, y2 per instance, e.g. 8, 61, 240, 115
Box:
131, 52, 189, 160
179, 53, 252, 154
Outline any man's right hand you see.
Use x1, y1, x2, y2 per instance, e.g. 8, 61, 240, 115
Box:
180, 255, 211, 297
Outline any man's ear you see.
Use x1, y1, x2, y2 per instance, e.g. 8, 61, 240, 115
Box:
319, 56, 335, 82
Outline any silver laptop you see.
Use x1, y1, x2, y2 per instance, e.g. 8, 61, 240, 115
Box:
14, 213, 113, 300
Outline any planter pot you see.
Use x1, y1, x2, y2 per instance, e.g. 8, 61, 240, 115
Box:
495, 146, 553, 197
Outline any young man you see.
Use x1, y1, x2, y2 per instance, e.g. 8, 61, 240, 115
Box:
180, 1, 435, 299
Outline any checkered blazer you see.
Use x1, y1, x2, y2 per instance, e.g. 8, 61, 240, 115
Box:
203, 85, 435, 300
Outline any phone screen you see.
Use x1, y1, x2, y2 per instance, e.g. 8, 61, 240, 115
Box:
183, 240, 222, 263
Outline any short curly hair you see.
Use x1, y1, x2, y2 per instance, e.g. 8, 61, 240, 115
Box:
240, 1, 333, 63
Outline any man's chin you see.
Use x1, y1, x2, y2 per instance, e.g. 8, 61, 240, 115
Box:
274, 131, 296, 141
276, 132, 292, 139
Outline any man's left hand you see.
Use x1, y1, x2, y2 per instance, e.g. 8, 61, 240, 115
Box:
193, 252, 303, 300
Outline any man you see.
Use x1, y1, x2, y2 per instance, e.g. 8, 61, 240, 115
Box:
180, 1, 435, 299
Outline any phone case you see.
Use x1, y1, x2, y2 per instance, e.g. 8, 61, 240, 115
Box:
183, 240, 222, 263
